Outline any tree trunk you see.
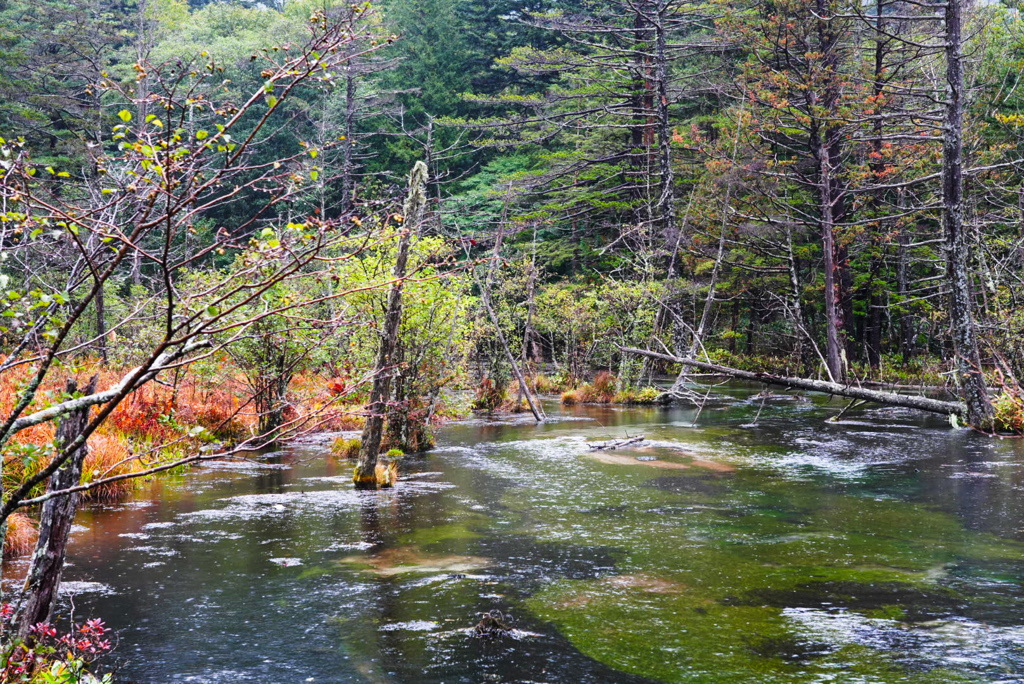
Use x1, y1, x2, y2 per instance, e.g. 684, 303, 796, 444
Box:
516, 238, 540, 406
95, 283, 108, 364
354, 162, 427, 487
481, 190, 544, 423
342, 67, 357, 212
815, 135, 845, 384
942, 0, 994, 429
16, 375, 98, 638
654, 4, 678, 251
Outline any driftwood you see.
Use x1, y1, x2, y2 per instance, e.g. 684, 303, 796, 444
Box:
620, 347, 966, 420
588, 435, 646, 451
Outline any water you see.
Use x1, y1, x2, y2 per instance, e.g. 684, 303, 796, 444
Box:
9, 382, 1024, 683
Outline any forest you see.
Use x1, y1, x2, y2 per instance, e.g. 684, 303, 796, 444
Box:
0, 0, 1023, 681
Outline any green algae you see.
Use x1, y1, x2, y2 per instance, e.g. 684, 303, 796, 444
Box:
397, 520, 484, 549
483, 408, 1024, 682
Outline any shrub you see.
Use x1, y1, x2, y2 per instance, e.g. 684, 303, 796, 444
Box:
385, 448, 404, 459
591, 371, 617, 401
993, 389, 1024, 434
0, 612, 113, 683
531, 374, 566, 394
562, 380, 614, 405
470, 378, 507, 413
81, 434, 137, 503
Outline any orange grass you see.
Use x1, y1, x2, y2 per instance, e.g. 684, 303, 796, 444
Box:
0, 359, 383, 506
375, 461, 399, 488
4, 512, 38, 559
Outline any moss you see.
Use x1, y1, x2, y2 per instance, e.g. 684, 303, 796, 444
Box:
331, 437, 362, 460
398, 521, 484, 548
487, 430, 1024, 682
529, 577, 984, 683
613, 387, 662, 405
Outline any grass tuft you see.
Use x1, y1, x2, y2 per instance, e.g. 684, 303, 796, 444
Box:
4, 512, 37, 559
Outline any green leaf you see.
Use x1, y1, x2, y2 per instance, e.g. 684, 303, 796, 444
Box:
196, 130, 208, 140
118, 110, 132, 123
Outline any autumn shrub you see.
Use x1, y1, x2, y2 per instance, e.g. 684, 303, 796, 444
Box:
591, 371, 617, 401
0, 611, 113, 683
3, 513, 37, 559
187, 400, 249, 441
993, 389, 1024, 434
314, 410, 365, 432
0, 365, 55, 448
562, 375, 617, 405
471, 378, 507, 413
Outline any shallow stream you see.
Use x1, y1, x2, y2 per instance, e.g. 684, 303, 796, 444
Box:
9, 382, 1024, 683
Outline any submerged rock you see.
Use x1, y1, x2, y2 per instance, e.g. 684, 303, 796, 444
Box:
339, 548, 490, 577
589, 450, 734, 473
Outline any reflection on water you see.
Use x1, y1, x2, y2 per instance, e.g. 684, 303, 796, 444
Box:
6, 382, 1024, 683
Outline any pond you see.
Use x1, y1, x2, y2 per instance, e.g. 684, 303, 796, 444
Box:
8, 382, 1024, 683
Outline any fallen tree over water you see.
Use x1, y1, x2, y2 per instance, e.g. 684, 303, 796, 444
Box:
619, 347, 967, 421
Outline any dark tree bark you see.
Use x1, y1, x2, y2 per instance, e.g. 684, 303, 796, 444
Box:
942, 0, 993, 429
16, 375, 98, 638
354, 162, 427, 487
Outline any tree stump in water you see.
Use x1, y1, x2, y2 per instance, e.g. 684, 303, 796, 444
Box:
474, 610, 513, 639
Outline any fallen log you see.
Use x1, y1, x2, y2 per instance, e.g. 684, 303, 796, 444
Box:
619, 347, 966, 420
588, 435, 646, 450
